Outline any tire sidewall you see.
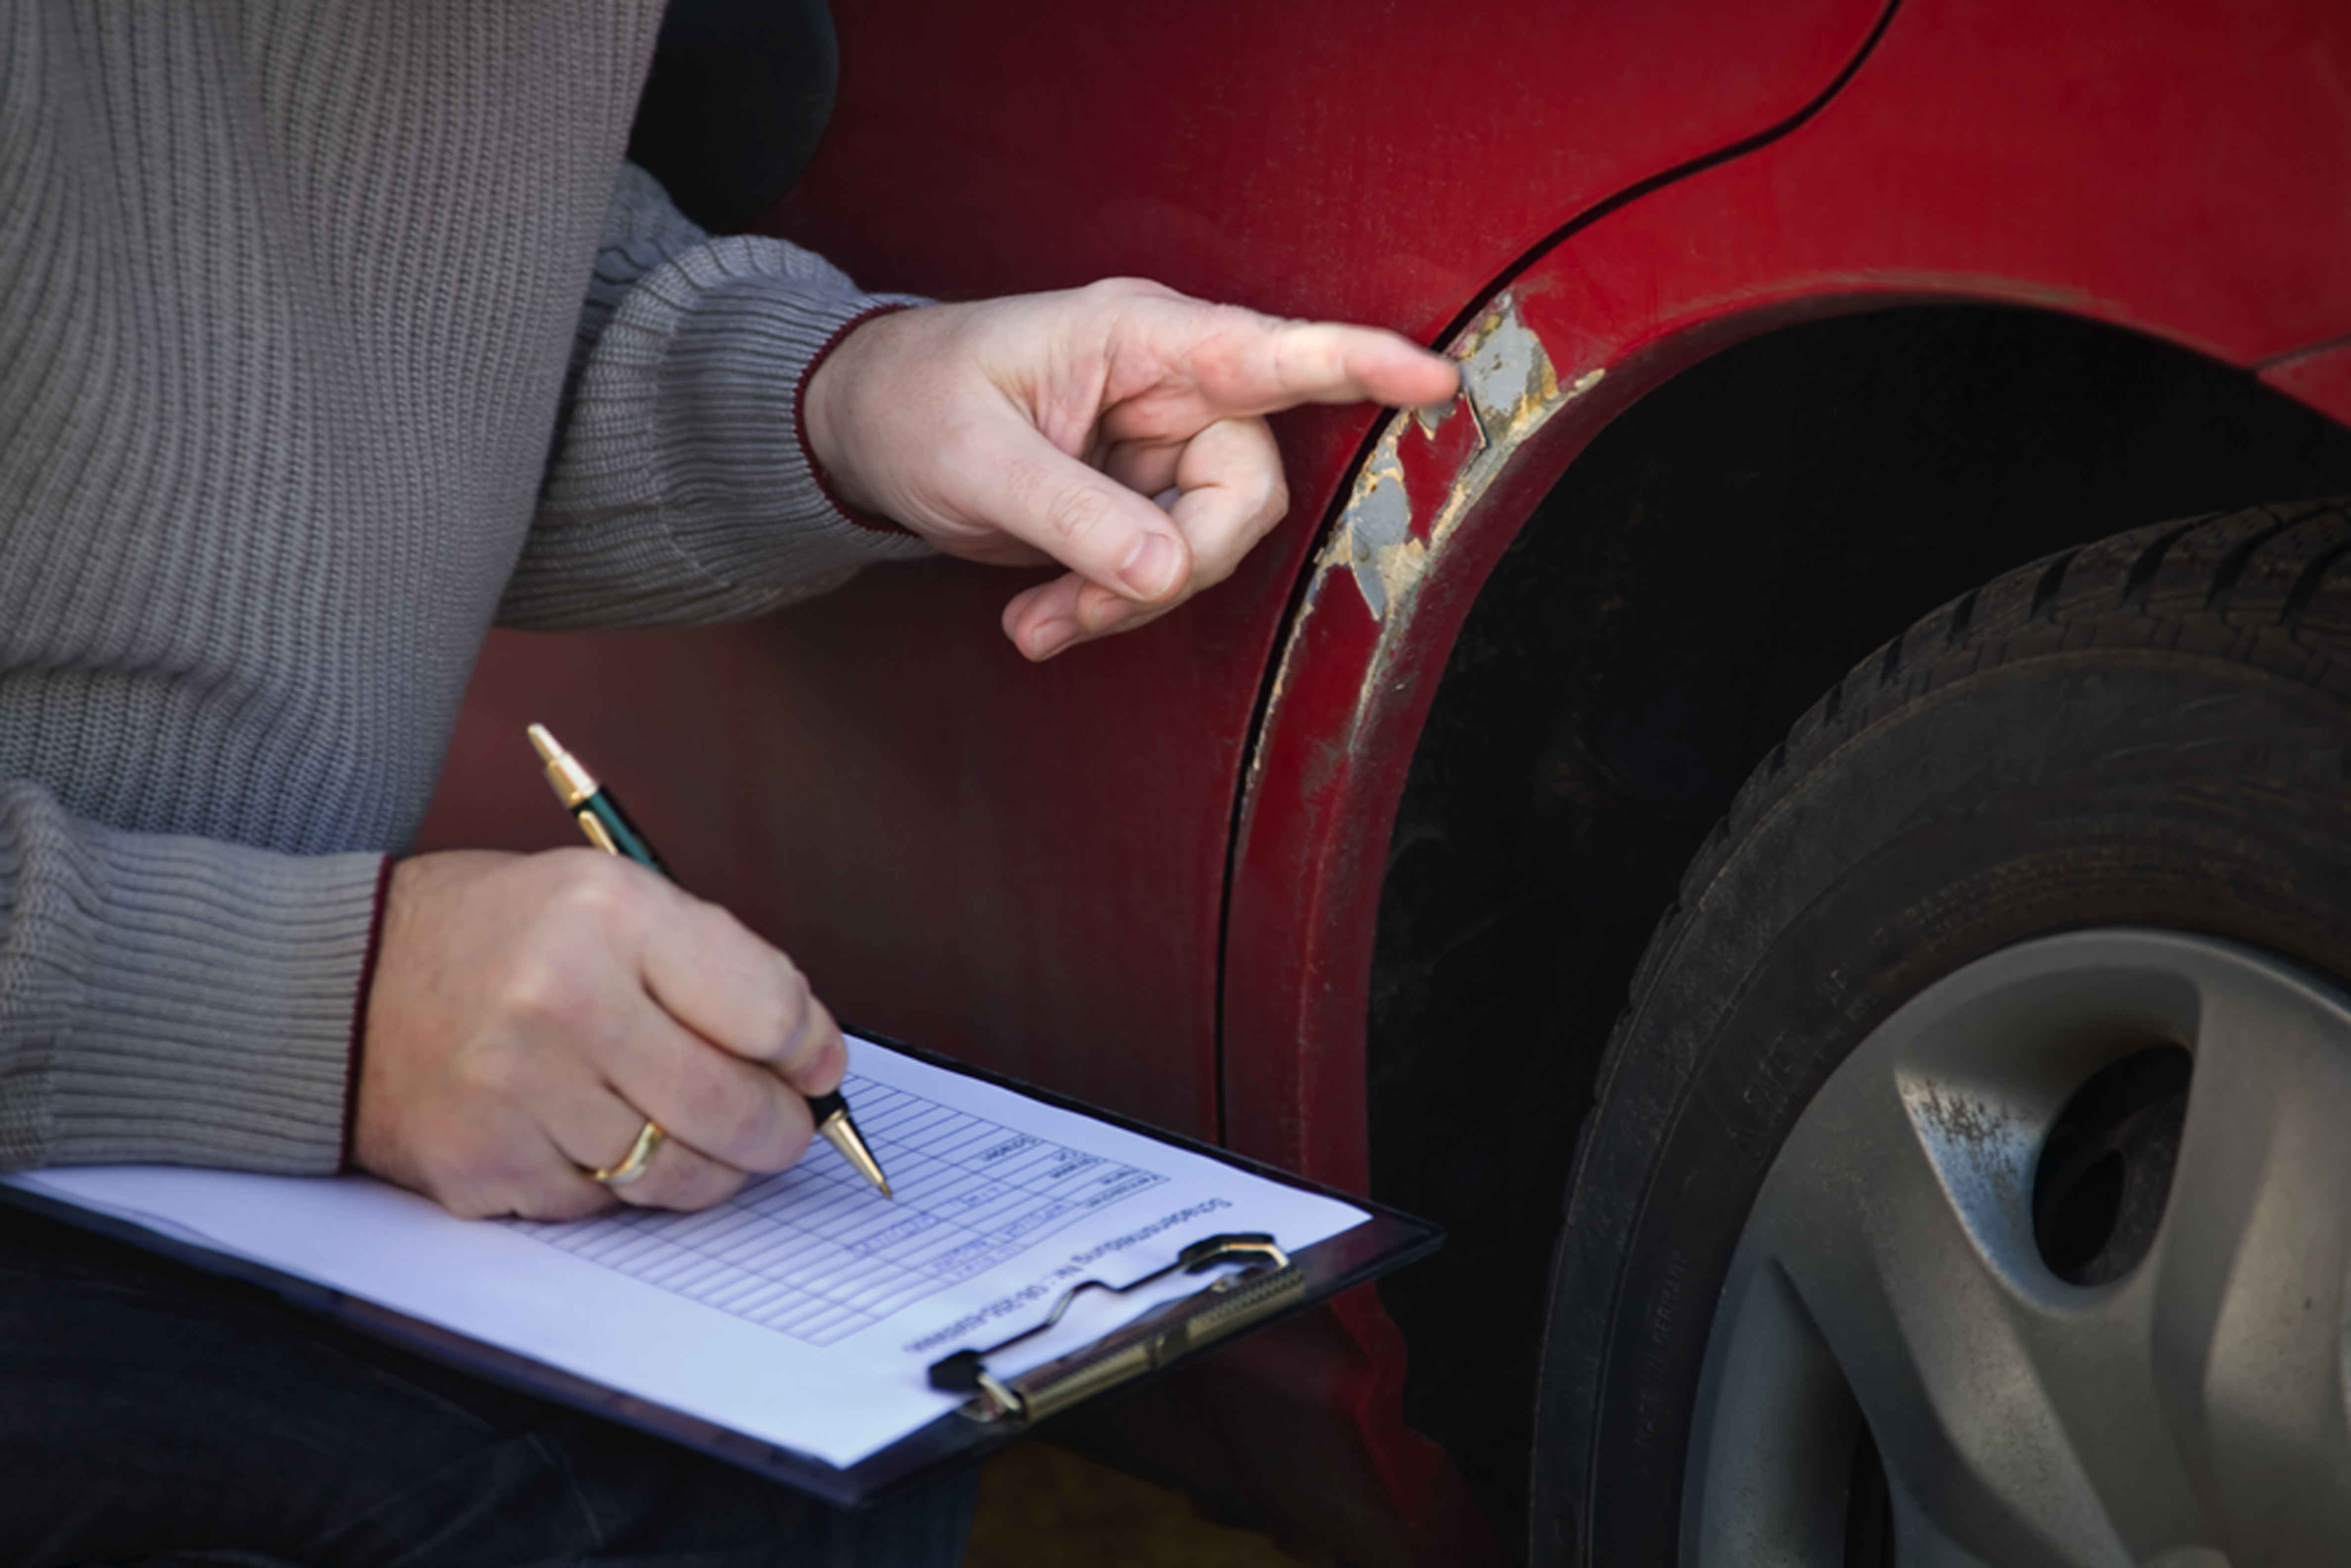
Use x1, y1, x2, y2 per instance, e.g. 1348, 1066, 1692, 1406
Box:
1530, 631, 2351, 1563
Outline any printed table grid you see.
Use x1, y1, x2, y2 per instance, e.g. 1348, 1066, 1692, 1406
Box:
507, 1074, 1167, 1345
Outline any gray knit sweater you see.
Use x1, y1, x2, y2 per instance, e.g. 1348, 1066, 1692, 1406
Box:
0, 2, 929, 1174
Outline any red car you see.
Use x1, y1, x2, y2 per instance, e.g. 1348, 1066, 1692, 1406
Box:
421, 0, 2351, 1561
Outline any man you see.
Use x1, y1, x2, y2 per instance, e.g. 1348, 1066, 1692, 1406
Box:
0, 4, 1456, 1561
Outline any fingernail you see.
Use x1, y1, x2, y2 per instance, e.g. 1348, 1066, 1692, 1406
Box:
1118, 532, 1182, 600
796, 1032, 846, 1093
1027, 616, 1078, 661
1080, 595, 1137, 635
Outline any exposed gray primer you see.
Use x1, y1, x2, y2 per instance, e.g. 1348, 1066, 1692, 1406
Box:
1241, 293, 1603, 807
1318, 290, 1602, 623
1335, 423, 1414, 619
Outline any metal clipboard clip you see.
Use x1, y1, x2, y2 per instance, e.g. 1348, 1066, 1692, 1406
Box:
926, 1232, 1301, 1424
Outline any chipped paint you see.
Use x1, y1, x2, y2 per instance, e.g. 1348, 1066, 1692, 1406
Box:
1318, 291, 1601, 625
1245, 293, 1606, 807
1455, 294, 1559, 453
1330, 421, 1419, 619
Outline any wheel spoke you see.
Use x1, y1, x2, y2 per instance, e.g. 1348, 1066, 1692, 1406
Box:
2143, 966, 2351, 1556
1692, 933, 2351, 1568
1757, 1056, 2143, 1567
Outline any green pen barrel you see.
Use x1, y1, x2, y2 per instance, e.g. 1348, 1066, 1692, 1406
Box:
575, 790, 673, 880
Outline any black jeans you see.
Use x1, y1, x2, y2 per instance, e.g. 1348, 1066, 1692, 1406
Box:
0, 1205, 974, 1567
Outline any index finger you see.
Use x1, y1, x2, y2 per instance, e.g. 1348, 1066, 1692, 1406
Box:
634, 885, 846, 1097
1165, 312, 1461, 421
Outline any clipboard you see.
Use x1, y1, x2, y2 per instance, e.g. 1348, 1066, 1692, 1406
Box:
0, 1031, 1439, 1509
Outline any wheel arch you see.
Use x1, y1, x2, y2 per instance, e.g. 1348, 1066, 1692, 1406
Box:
1223, 0, 2351, 1193
1221, 18, 2351, 1538
1224, 285, 2351, 1548
1360, 297, 2351, 1530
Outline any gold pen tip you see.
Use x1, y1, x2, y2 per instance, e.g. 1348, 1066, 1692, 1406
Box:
527, 723, 600, 809
818, 1115, 894, 1198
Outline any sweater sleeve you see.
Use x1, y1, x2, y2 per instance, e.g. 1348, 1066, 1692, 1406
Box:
500, 162, 935, 630
0, 783, 386, 1175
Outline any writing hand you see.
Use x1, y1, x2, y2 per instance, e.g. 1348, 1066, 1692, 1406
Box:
802, 278, 1460, 661
354, 849, 844, 1220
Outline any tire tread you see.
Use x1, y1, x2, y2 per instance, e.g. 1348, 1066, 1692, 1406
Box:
1540, 498, 2351, 1562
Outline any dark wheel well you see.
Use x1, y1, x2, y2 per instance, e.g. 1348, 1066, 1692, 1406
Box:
1364, 301, 2351, 1547
629, 0, 839, 233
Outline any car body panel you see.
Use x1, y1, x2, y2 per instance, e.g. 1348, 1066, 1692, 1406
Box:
777, 0, 1894, 342
2264, 336, 2351, 428
416, 0, 2351, 1557
1229, 0, 2351, 1190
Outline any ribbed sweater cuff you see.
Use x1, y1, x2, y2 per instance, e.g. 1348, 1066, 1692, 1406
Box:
31, 823, 387, 1174
514, 236, 935, 629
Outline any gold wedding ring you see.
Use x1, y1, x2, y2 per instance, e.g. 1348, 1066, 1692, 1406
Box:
588, 1119, 667, 1187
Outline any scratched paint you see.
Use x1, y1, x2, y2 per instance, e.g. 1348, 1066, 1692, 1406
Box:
1335, 423, 1415, 619
1319, 291, 1603, 624
1246, 293, 1606, 803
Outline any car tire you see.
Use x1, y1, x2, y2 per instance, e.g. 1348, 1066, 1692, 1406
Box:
1529, 500, 2351, 1564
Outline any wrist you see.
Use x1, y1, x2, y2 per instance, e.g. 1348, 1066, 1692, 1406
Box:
796, 302, 919, 532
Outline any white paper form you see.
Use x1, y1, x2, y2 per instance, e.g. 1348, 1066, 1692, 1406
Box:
7, 1035, 1366, 1469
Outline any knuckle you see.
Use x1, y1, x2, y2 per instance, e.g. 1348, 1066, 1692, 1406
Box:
684, 1074, 786, 1165
493, 953, 583, 1035
451, 1042, 532, 1103
1261, 470, 1290, 522
1038, 478, 1118, 552
758, 977, 815, 1065
539, 1182, 617, 1223
628, 1149, 742, 1214
1083, 276, 1150, 307
708, 1095, 774, 1164
529, 851, 634, 937
430, 1136, 554, 1220
715, 909, 790, 994
559, 852, 638, 918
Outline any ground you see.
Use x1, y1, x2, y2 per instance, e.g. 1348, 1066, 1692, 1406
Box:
966, 1443, 1318, 1568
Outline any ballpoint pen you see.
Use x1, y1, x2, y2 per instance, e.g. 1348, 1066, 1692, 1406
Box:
526, 723, 894, 1198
